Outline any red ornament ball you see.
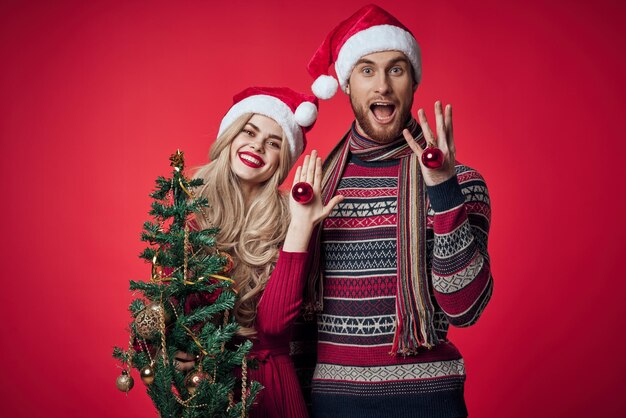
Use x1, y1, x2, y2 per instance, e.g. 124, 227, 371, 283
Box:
291, 182, 314, 204
421, 146, 444, 169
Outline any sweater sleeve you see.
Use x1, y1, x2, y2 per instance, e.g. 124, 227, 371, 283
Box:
426, 167, 494, 327
255, 250, 309, 338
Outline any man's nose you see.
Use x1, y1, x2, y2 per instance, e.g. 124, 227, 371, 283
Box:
374, 73, 391, 95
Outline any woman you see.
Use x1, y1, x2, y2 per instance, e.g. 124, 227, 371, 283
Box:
176, 86, 343, 418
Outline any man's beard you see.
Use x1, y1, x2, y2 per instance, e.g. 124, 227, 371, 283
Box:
351, 96, 413, 143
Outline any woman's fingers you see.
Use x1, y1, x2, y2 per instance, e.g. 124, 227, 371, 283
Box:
293, 150, 321, 187
292, 166, 302, 188
174, 351, 196, 361
173, 351, 197, 371
306, 150, 317, 183
313, 155, 323, 190
300, 154, 310, 182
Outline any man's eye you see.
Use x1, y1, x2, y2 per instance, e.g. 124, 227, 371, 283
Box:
390, 67, 403, 74
362, 67, 373, 75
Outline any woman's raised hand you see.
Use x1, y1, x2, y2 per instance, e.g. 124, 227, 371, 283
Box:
283, 150, 344, 252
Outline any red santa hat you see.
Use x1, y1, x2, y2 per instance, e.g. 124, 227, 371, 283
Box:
218, 86, 318, 164
307, 4, 422, 100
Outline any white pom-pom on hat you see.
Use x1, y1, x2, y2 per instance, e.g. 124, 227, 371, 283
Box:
311, 75, 339, 100
294, 101, 318, 127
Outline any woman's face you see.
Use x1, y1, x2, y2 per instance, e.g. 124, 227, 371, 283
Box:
229, 114, 284, 192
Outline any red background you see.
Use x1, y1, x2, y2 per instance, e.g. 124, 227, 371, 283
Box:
1, 0, 625, 416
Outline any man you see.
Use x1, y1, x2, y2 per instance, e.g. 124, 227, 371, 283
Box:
301, 4, 494, 417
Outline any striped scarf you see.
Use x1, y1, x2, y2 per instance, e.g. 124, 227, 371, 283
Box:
305, 118, 439, 354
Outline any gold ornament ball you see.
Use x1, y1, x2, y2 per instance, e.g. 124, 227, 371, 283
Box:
135, 303, 171, 340
184, 371, 209, 394
140, 364, 155, 385
116, 370, 134, 392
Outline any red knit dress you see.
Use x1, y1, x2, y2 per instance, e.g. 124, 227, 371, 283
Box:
248, 250, 309, 418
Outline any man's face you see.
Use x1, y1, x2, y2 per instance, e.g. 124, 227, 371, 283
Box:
347, 50, 417, 143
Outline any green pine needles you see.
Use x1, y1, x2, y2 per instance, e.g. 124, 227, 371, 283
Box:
113, 150, 261, 418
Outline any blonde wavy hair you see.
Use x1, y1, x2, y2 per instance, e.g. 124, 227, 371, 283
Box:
193, 113, 291, 337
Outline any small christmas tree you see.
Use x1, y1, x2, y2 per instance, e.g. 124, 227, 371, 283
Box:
113, 150, 260, 417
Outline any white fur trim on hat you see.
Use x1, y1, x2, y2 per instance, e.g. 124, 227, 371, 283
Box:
312, 74, 339, 99
218, 95, 304, 161
335, 24, 422, 92
294, 101, 318, 127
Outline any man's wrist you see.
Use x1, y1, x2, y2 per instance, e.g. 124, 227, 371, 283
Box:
426, 175, 465, 212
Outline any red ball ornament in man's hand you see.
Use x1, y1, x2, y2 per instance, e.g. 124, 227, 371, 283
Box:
291, 182, 314, 204
421, 146, 444, 169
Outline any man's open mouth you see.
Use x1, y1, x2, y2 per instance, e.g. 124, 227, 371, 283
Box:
370, 102, 396, 124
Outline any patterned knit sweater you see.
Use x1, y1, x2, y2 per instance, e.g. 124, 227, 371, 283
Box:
250, 250, 311, 418
310, 154, 493, 418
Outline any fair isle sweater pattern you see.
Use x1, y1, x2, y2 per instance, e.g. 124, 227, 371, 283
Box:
311, 156, 493, 403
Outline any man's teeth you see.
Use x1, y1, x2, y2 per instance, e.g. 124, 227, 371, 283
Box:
371, 102, 395, 119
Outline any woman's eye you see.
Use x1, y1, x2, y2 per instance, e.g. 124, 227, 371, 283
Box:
267, 140, 280, 149
243, 129, 254, 136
